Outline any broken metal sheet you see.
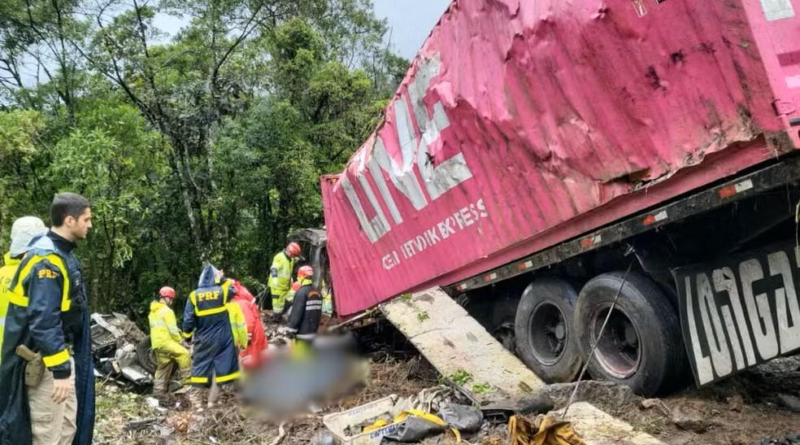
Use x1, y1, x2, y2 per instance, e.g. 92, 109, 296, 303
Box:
381, 288, 546, 404
121, 365, 152, 385
557, 402, 666, 445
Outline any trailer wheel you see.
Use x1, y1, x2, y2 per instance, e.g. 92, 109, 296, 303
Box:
574, 272, 686, 396
514, 279, 583, 383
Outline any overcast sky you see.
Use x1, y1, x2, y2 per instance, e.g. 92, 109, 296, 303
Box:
154, 0, 453, 60
372, 0, 452, 59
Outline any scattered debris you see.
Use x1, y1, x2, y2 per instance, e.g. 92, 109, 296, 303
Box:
758, 434, 800, 445
546, 381, 639, 409
438, 404, 483, 433
640, 399, 671, 416
508, 415, 585, 445
727, 394, 745, 412
671, 406, 711, 434
777, 394, 800, 413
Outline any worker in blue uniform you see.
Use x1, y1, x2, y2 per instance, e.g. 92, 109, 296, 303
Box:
0, 193, 96, 445
182, 265, 246, 410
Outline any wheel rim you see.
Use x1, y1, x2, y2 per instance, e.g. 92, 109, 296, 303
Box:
528, 301, 569, 366
590, 304, 641, 379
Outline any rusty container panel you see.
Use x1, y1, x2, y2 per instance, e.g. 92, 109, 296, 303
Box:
322, 0, 800, 315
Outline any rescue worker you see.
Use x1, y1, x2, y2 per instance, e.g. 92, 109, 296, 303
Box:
284, 266, 322, 345
1, 217, 47, 367
0, 193, 95, 445
149, 286, 191, 396
183, 265, 247, 409
269, 242, 301, 318
230, 280, 268, 370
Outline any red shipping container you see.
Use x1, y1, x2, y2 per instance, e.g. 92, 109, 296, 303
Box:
322, 0, 800, 315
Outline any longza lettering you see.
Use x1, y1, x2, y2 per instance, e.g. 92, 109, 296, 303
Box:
682, 248, 800, 384
339, 54, 475, 244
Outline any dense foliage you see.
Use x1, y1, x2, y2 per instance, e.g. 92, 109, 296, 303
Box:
0, 0, 407, 321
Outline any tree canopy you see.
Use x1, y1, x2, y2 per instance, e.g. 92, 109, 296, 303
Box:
0, 0, 408, 321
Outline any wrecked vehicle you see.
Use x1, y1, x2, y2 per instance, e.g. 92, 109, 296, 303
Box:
320, 0, 800, 396
90, 313, 155, 389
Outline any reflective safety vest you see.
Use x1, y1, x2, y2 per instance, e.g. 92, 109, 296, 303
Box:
8, 253, 73, 369
149, 301, 182, 350
0, 253, 22, 366
183, 280, 246, 348
227, 302, 248, 350
269, 251, 296, 297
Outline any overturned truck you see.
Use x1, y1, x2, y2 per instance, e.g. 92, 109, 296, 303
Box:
320, 0, 800, 395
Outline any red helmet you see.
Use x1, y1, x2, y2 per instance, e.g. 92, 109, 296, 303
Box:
286, 242, 301, 257
159, 286, 176, 300
297, 265, 314, 279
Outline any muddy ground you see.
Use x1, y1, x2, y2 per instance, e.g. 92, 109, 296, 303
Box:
94, 326, 800, 445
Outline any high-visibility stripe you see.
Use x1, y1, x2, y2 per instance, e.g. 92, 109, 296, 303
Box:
215, 371, 241, 383
182, 331, 193, 339
196, 306, 227, 317
191, 283, 232, 316
43, 349, 70, 368
0, 316, 5, 328
150, 321, 166, 327
8, 292, 29, 307
190, 376, 209, 384
11, 254, 71, 312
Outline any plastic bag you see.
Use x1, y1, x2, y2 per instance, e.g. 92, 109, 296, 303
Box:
380, 416, 444, 443
439, 404, 484, 433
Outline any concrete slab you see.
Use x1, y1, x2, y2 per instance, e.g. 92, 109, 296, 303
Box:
381, 288, 546, 403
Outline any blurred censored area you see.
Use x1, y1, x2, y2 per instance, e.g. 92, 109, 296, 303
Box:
241, 333, 368, 419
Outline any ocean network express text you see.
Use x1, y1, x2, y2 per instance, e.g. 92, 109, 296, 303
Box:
382, 198, 488, 270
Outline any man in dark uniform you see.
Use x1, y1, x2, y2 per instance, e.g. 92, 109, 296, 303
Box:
0, 193, 95, 445
285, 266, 322, 345
183, 265, 244, 410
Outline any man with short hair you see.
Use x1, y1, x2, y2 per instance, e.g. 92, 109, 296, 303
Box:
149, 286, 191, 396
0, 192, 96, 445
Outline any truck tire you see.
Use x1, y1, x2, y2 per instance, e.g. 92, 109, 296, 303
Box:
136, 336, 157, 374
514, 279, 583, 383
574, 272, 686, 396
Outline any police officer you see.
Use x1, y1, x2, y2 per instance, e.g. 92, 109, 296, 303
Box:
183, 265, 247, 410
0, 193, 95, 445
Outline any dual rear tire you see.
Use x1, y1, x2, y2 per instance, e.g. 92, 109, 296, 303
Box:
514, 272, 687, 396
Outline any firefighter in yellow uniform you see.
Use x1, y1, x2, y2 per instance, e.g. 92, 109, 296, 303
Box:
269, 242, 301, 317
0, 217, 47, 366
149, 286, 191, 395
